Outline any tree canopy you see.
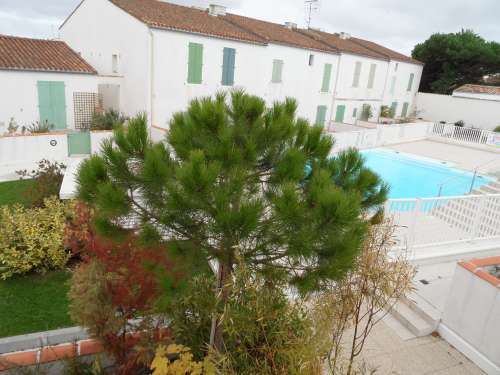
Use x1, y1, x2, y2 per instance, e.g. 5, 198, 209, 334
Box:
77, 91, 388, 349
412, 30, 500, 94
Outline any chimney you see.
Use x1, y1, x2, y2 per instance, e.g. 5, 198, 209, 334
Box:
285, 22, 298, 30
339, 32, 351, 40
208, 4, 226, 16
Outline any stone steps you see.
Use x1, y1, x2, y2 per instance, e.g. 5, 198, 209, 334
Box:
389, 292, 440, 337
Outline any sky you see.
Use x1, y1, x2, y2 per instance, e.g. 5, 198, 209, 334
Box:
1, 0, 499, 55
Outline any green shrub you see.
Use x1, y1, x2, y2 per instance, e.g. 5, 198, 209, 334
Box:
494, 125, 500, 133
27, 120, 54, 134
91, 109, 127, 131
379, 105, 394, 118
16, 159, 66, 208
0, 197, 69, 279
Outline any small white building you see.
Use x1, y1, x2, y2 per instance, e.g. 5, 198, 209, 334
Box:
0, 34, 98, 133
59, 0, 423, 133
452, 84, 500, 102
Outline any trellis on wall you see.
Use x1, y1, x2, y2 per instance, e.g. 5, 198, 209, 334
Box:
73, 92, 102, 130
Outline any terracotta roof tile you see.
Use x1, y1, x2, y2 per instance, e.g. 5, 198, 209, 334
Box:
0, 34, 96, 74
297, 29, 389, 61
109, 0, 266, 44
350, 37, 423, 65
454, 84, 500, 95
223, 14, 338, 53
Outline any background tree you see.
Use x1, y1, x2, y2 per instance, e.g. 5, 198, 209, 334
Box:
412, 30, 500, 94
77, 91, 388, 351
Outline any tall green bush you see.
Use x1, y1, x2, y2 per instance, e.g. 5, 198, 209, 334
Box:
0, 197, 69, 279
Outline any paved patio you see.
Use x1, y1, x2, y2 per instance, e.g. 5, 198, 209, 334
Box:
356, 318, 485, 374
387, 140, 500, 175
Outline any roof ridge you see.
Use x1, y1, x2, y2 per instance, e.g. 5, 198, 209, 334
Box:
221, 14, 269, 43
294, 28, 341, 53
0, 34, 64, 44
347, 37, 390, 60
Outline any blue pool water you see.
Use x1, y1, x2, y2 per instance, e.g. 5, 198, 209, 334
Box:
361, 149, 493, 199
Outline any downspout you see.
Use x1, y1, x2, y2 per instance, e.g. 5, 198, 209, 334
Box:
379, 60, 391, 121
148, 28, 155, 136
330, 53, 342, 127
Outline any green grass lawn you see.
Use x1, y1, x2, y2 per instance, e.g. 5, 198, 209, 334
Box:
0, 179, 35, 207
0, 270, 74, 337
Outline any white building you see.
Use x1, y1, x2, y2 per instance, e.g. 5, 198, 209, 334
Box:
59, 0, 423, 132
452, 84, 500, 102
0, 35, 98, 133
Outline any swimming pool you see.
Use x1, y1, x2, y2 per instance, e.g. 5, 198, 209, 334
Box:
361, 149, 493, 199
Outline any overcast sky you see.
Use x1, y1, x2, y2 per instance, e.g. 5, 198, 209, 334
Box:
1, 0, 499, 55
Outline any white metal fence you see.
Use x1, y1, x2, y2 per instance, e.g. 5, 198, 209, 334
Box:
385, 194, 500, 249
328, 122, 433, 153
429, 123, 499, 147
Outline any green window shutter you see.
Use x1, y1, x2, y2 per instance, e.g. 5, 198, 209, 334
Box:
352, 61, 362, 87
50, 82, 67, 130
335, 105, 346, 123
407, 73, 414, 91
188, 42, 203, 84
321, 63, 333, 92
37, 81, 67, 130
390, 102, 398, 116
352, 108, 357, 118
222, 47, 236, 86
367, 63, 376, 88
271, 59, 283, 83
315, 105, 327, 126
37, 81, 53, 126
401, 102, 409, 117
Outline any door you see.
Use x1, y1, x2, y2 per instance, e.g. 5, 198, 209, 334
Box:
335, 105, 346, 123
37, 81, 67, 130
68, 131, 91, 155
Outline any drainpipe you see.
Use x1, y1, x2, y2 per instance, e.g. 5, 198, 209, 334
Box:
330, 53, 342, 128
148, 28, 155, 136
380, 60, 391, 121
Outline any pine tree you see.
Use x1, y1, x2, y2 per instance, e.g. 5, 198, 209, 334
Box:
77, 91, 388, 351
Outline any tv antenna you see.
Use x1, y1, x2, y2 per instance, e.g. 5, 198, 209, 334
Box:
305, 0, 320, 28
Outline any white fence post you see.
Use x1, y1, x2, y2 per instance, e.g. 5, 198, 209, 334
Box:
407, 198, 421, 250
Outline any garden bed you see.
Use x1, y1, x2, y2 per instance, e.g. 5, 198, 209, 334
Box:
0, 270, 73, 338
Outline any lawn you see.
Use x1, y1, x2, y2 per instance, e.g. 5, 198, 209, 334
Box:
0, 179, 35, 206
0, 270, 74, 337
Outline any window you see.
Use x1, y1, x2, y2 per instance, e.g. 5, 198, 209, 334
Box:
352, 61, 362, 87
308, 54, 314, 66
407, 73, 415, 92
321, 63, 333, 92
367, 63, 376, 89
401, 102, 409, 117
271, 59, 284, 83
221, 47, 236, 86
188, 42, 203, 84
315, 105, 327, 126
112, 54, 118, 74
352, 107, 357, 118
389, 76, 396, 95
395, 63, 399, 72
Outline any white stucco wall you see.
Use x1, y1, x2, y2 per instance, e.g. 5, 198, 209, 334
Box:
382, 60, 422, 117
151, 28, 340, 128
441, 265, 500, 374
416, 92, 500, 130
0, 70, 97, 132
59, 0, 151, 119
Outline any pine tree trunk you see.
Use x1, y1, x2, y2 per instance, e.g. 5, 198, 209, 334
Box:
209, 259, 233, 352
